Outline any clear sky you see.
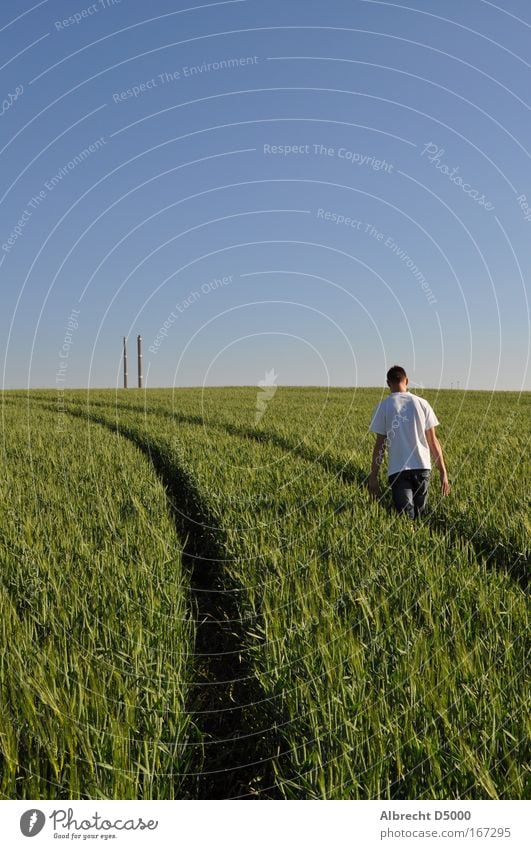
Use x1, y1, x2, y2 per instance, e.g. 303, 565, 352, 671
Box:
1, 0, 529, 390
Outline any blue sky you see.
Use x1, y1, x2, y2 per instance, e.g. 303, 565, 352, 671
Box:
1, 0, 530, 390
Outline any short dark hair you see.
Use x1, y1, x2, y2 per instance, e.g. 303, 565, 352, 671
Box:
386, 365, 407, 383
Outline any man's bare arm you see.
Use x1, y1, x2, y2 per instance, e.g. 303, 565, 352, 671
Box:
369, 433, 386, 498
426, 427, 450, 496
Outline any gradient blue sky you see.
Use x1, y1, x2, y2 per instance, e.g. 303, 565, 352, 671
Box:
1, 0, 529, 389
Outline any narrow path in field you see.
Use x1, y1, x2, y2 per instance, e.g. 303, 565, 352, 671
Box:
61, 406, 283, 800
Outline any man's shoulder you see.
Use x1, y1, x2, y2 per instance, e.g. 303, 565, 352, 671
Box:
378, 395, 398, 414
416, 394, 436, 411
407, 392, 430, 408
369, 396, 389, 430
372, 395, 389, 411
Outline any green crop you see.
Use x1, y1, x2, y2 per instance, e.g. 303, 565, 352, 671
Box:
0, 403, 195, 799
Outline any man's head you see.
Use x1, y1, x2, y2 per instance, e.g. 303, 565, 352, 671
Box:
386, 365, 408, 392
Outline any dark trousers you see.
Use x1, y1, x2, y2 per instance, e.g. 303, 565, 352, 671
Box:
388, 469, 431, 519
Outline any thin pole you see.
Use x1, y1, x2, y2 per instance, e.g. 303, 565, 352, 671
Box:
137, 334, 143, 389
123, 336, 128, 389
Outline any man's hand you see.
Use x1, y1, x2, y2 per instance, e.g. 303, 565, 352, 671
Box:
369, 434, 386, 500
368, 474, 381, 500
426, 427, 450, 498
440, 471, 450, 497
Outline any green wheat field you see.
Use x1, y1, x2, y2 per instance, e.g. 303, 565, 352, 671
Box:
0, 388, 529, 800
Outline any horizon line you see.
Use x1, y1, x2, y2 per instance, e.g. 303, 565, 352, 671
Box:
1, 385, 528, 393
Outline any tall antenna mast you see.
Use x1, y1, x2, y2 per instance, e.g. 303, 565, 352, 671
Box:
123, 336, 128, 389
137, 334, 143, 389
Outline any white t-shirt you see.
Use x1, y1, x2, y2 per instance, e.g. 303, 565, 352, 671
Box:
369, 391, 440, 477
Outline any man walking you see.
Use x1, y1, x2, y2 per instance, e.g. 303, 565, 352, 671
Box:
368, 365, 450, 519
